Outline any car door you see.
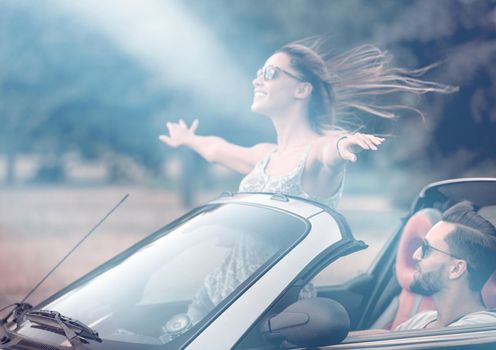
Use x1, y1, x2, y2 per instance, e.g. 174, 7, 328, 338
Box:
313, 206, 406, 330
321, 324, 496, 349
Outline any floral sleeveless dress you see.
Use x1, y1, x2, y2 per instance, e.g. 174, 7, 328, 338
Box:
239, 145, 344, 208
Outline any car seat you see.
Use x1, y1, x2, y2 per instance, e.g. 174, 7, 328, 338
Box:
390, 208, 441, 329
482, 272, 496, 309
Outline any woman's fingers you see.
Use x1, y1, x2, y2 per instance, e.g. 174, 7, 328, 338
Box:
159, 135, 173, 146
360, 134, 378, 150
353, 134, 373, 150
168, 119, 198, 131
372, 135, 385, 142
368, 135, 385, 146
348, 134, 370, 150
339, 147, 357, 162
339, 133, 385, 162
352, 133, 385, 150
190, 119, 199, 132
161, 118, 199, 148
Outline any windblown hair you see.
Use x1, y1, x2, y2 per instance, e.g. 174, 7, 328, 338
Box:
276, 39, 458, 134
442, 201, 496, 292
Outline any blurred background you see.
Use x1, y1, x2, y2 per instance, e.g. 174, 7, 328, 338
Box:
1, 0, 495, 310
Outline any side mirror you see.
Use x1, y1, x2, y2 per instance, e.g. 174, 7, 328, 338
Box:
261, 297, 350, 347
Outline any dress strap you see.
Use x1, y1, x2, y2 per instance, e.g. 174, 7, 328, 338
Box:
260, 147, 278, 171
300, 144, 313, 165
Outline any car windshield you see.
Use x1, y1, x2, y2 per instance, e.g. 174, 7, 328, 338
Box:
21, 203, 307, 347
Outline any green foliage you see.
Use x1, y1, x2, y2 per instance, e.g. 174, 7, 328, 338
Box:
0, 0, 166, 181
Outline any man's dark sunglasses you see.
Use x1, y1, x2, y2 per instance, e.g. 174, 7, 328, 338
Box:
420, 239, 461, 260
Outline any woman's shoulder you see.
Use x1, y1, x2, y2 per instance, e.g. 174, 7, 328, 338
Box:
251, 142, 276, 154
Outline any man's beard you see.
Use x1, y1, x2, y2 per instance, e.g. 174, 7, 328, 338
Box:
410, 267, 443, 296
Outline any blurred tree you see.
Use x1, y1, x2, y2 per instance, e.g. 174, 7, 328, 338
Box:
1, 0, 494, 202
0, 0, 165, 183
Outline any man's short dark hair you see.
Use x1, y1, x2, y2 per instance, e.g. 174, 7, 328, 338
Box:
442, 201, 496, 291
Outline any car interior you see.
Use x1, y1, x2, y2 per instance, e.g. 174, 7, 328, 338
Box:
234, 179, 496, 349
338, 182, 496, 335
367, 207, 496, 331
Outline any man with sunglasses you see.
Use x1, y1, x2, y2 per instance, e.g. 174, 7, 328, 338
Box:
394, 201, 496, 330
350, 201, 496, 336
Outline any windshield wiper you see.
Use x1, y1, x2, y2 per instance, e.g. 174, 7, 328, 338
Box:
0, 195, 128, 347
26, 310, 102, 348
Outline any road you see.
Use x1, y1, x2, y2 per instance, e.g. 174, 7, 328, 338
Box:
0, 186, 403, 309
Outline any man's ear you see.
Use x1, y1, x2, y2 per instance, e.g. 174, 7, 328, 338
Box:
295, 82, 312, 99
449, 260, 468, 280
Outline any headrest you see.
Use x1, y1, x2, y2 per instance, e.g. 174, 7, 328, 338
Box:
482, 271, 496, 309
396, 208, 442, 290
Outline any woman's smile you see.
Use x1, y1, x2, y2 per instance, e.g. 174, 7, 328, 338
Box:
254, 89, 268, 98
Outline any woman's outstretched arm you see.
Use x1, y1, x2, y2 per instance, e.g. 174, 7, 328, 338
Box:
321, 133, 385, 167
159, 119, 274, 175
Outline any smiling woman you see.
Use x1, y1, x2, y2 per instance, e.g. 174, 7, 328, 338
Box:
160, 39, 456, 208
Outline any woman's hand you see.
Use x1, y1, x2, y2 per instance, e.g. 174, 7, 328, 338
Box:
159, 119, 199, 148
337, 133, 385, 162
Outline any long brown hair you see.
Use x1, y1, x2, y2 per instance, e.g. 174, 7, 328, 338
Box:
276, 39, 458, 134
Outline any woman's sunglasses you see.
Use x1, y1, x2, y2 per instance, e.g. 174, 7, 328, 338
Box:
256, 65, 305, 82
420, 239, 461, 260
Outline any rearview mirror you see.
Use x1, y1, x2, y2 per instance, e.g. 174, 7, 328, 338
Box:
261, 297, 350, 347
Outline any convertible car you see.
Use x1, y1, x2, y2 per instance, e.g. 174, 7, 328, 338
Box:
1, 178, 495, 349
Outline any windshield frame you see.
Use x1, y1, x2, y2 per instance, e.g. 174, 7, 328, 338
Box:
179, 202, 311, 349
22, 201, 312, 349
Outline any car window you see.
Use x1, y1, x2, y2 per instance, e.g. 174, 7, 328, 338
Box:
23, 203, 307, 348
480, 205, 496, 225
313, 206, 402, 286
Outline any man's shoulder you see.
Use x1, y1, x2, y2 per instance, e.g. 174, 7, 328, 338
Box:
395, 310, 438, 331
395, 309, 496, 331
451, 309, 496, 327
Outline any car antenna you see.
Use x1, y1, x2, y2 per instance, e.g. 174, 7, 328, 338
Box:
1, 193, 129, 325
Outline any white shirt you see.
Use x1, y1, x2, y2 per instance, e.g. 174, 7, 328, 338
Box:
395, 310, 496, 331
